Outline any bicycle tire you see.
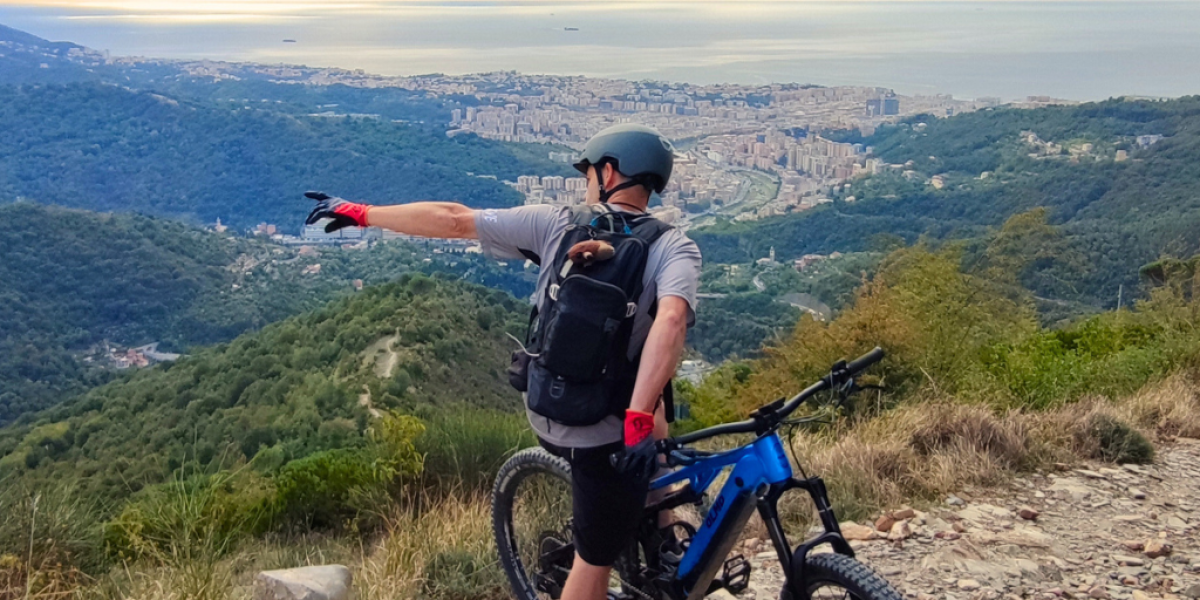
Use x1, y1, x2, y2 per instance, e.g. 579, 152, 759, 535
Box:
782, 552, 903, 600
492, 447, 574, 600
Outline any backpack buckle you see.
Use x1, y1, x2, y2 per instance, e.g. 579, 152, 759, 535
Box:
549, 284, 560, 301
626, 302, 638, 318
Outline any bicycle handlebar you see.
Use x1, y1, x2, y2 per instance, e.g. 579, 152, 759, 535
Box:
666, 347, 885, 448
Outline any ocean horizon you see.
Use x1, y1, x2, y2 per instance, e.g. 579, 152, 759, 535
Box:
1, 1, 1197, 102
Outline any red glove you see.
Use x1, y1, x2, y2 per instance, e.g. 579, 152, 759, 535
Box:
624, 409, 655, 447
612, 409, 658, 480
304, 191, 371, 232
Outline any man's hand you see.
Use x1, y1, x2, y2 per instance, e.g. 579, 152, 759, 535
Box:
304, 191, 372, 233
612, 409, 658, 480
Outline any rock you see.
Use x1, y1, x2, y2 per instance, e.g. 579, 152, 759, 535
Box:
958, 579, 982, 591
1077, 469, 1107, 479
709, 589, 738, 600
1019, 506, 1040, 521
1120, 540, 1145, 552
888, 520, 913, 541
953, 521, 968, 533
1129, 488, 1147, 500
756, 551, 777, 560
1181, 583, 1200, 598
841, 522, 877, 541
1166, 516, 1189, 529
1144, 539, 1173, 558
1048, 479, 1095, 502
947, 495, 966, 506
875, 514, 897, 532
255, 565, 352, 600
936, 531, 962, 540
893, 508, 917, 520
1087, 586, 1110, 599
1111, 555, 1145, 566
1131, 590, 1151, 600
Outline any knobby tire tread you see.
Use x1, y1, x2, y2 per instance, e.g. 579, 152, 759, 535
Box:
492, 447, 573, 600
796, 553, 903, 600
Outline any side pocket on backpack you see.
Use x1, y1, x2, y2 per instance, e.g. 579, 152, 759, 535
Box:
526, 361, 613, 426
507, 348, 531, 393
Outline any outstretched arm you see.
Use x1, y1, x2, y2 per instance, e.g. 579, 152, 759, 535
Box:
366, 202, 478, 239
305, 192, 477, 239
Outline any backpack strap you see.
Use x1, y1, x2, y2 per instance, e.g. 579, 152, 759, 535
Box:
627, 215, 672, 246
568, 204, 673, 245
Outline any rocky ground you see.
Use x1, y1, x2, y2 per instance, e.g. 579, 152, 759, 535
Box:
735, 438, 1200, 600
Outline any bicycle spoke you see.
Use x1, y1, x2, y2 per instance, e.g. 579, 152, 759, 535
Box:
809, 583, 858, 600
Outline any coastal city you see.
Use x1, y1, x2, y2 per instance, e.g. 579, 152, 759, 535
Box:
385, 72, 994, 230
162, 61, 1014, 240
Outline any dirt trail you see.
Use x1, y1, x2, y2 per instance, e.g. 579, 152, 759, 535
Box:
739, 439, 1200, 600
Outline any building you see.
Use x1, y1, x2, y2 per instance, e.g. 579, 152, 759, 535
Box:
302, 224, 383, 243
867, 96, 899, 116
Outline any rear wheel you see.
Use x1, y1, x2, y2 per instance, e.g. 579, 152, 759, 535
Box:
492, 447, 576, 600
493, 447, 653, 600
781, 553, 903, 600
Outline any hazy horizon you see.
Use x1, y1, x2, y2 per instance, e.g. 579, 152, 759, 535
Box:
1, 1, 1197, 101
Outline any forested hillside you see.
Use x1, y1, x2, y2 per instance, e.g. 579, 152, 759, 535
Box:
0, 275, 524, 501
692, 97, 1200, 308
0, 82, 571, 228
0, 204, 536, 425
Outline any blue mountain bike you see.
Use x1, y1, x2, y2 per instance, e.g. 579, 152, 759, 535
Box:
493, 348, 900, 600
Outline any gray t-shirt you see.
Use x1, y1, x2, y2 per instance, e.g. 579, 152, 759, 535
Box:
474, 204, 702, 448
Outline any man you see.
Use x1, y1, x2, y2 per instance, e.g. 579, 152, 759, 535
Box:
306, 123, 701, 600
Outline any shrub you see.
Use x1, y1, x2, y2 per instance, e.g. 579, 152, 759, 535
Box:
1083, 413, 1155, 464
272, 412, 423, 528
104, 469, 274, 562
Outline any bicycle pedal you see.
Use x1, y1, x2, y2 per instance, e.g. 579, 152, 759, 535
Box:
721, 554, 751, 593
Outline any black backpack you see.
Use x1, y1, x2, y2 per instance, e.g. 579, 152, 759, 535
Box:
509, 204, 672, 426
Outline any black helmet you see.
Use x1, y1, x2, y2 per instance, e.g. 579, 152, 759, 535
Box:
574, 124, 675, 198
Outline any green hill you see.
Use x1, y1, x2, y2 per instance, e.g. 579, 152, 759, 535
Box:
0, 274, 524, 501
692, 96, 1200, 309
0, 82, 570, 229
0, 24, 103, 85
0, 203, 536, 425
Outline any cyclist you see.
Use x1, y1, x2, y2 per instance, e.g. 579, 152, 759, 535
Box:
306, 123, 701, 600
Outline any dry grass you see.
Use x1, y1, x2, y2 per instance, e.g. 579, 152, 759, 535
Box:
49, 489, 504, 600
778, 371, 1200, 527
1112, 370, 1200, 439
15, 372, 1200, 600
357, 489, 506, 600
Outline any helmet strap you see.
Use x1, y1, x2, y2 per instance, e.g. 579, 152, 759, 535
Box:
594, 162, 642, 204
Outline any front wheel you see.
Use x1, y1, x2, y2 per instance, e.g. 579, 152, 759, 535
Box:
782, 552, 903, 600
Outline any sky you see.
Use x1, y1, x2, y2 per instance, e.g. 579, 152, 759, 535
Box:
1, 0, 1197, 101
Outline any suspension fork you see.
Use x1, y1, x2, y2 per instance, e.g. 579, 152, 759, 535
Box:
758, 477, 855, 599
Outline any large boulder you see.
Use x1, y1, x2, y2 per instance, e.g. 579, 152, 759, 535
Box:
254, 565, 353, 600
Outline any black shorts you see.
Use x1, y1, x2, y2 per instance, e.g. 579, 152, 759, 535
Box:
539, 439, 649, 567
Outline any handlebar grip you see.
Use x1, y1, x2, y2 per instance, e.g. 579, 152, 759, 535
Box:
845, 347, 885, 375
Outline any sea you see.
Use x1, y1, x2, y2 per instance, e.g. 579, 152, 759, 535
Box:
0, 1, 1197, 102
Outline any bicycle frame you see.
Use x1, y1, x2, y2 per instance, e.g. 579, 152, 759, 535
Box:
649, 432, 854, 600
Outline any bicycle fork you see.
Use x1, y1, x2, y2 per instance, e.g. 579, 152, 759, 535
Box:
760, 476, 856, 600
